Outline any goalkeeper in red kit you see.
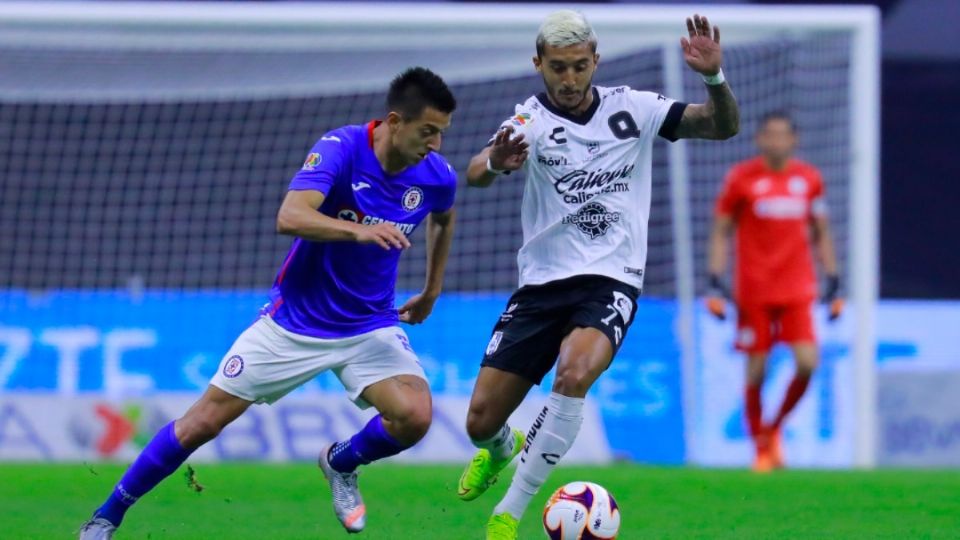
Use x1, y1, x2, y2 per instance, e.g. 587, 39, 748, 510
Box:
707, 112, 843, 472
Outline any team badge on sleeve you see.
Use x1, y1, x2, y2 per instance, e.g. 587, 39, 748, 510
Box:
402, 187, 424, 211
302, 153, 322, 171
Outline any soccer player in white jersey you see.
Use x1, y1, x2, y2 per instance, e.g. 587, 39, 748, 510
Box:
79, 68, 458, 539
456, 11, 740, 539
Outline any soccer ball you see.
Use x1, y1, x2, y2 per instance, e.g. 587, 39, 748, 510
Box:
542, 481, 621, 539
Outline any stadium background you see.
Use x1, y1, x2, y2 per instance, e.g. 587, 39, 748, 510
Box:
0, 0, 957, 473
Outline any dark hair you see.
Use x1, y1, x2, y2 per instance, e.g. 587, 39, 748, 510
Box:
387, 67, 456, 120
759, 111, 796, 132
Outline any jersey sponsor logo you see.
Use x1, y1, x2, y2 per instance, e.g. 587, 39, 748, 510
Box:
301, 152, 321, 171
537, 155, 569, 168
551, 164, 634, 204
485, 331, 503, 355
222, 355, 244, 378
623, 266, 644, 277
754, 196, 808, 219
587, 141, 601, 154
562, 202, 622, 239
362, 215, 416, 235
402, 187, 424, 211
548, 126, 567, 145
352, 182, 372, 191
511, 113, 532, 126
320, 135, 341, 143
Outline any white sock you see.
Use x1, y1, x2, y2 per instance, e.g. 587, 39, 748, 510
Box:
471, 423, 516, 462
494, 392, 584, 520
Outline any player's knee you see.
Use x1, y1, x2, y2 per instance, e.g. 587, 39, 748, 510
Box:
465, 407, 499, 442
796, 357, 818, 377
553, 358, 600, 397
393, 402, 433, 444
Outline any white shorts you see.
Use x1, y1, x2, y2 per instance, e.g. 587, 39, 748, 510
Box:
210, 316, 426, 408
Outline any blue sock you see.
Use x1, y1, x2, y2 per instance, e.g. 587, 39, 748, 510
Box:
328, 415, 408, 473
94, 421, 194, 526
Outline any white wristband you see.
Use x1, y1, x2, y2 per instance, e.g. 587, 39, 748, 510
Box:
701, 68, 726, 86
486, 157, 505, 175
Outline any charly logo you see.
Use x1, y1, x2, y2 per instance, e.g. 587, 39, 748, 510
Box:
551, 164, 634, 204
223, 355, 244, 378
402, 187, 424, 211
562, 202, 622, 239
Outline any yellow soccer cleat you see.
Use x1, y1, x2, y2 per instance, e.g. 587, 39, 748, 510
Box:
486, 512, 520, 540
458, 428, 525, 501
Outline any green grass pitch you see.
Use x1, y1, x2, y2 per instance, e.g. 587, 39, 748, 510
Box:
1, 463, 957, 539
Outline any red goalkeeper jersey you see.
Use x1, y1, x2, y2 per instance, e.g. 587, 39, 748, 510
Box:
715, 157, 826, 305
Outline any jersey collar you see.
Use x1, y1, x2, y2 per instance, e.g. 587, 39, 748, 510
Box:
536, 87, 601, 125
366, 120, 381, 148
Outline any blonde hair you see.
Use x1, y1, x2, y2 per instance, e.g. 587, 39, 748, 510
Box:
536, 10, 597, 56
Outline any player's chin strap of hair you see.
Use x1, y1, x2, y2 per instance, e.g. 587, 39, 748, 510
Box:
701, 68, 726, 86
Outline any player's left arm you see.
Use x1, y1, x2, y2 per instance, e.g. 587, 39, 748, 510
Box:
398, 208, 456, 324
810, 180, 843, 319
672, 14, 740, 141
811, 213, 843, 320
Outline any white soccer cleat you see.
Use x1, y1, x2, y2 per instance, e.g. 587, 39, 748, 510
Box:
318, 444, 367, 533
78, 517, 116, 540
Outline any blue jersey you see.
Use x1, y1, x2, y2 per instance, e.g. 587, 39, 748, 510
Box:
265, 121, 457, 338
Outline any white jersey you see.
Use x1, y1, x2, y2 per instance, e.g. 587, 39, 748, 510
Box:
496, 86, 685, 290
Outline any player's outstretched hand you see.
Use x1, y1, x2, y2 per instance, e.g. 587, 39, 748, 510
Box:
706, 274, 732, 321
355, 223, 411, 250
681, 14, 722, 76
398, 292, 438, 324
823, 275, 844, 322
489, 126, 529, 172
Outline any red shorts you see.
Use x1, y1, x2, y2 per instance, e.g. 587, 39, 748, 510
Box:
735, 302, 815, 354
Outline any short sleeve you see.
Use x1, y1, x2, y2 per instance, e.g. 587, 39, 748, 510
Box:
433, 162, 458, 213
287, 132, 349, 194
629, 90, 687, 143
715, 168, 743, 217
809, 167, 828, 217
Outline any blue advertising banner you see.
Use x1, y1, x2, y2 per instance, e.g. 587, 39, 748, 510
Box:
0, 290, 686, 464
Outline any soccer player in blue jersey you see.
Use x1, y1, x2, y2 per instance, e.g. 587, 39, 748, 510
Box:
79, 67, 458, 539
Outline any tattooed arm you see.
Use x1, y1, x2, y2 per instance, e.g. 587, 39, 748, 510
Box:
673, 14, 740, 140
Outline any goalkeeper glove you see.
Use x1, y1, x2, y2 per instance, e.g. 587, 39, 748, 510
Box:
823, 274, 844, 322
706, 274, 731, 321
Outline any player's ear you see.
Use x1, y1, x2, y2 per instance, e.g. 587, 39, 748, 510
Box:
532, 55, 542, 73
385, 111, 403, 132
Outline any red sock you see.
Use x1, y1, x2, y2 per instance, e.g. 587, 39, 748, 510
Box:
745, 383, 763, 438
772, 374, 811, 429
